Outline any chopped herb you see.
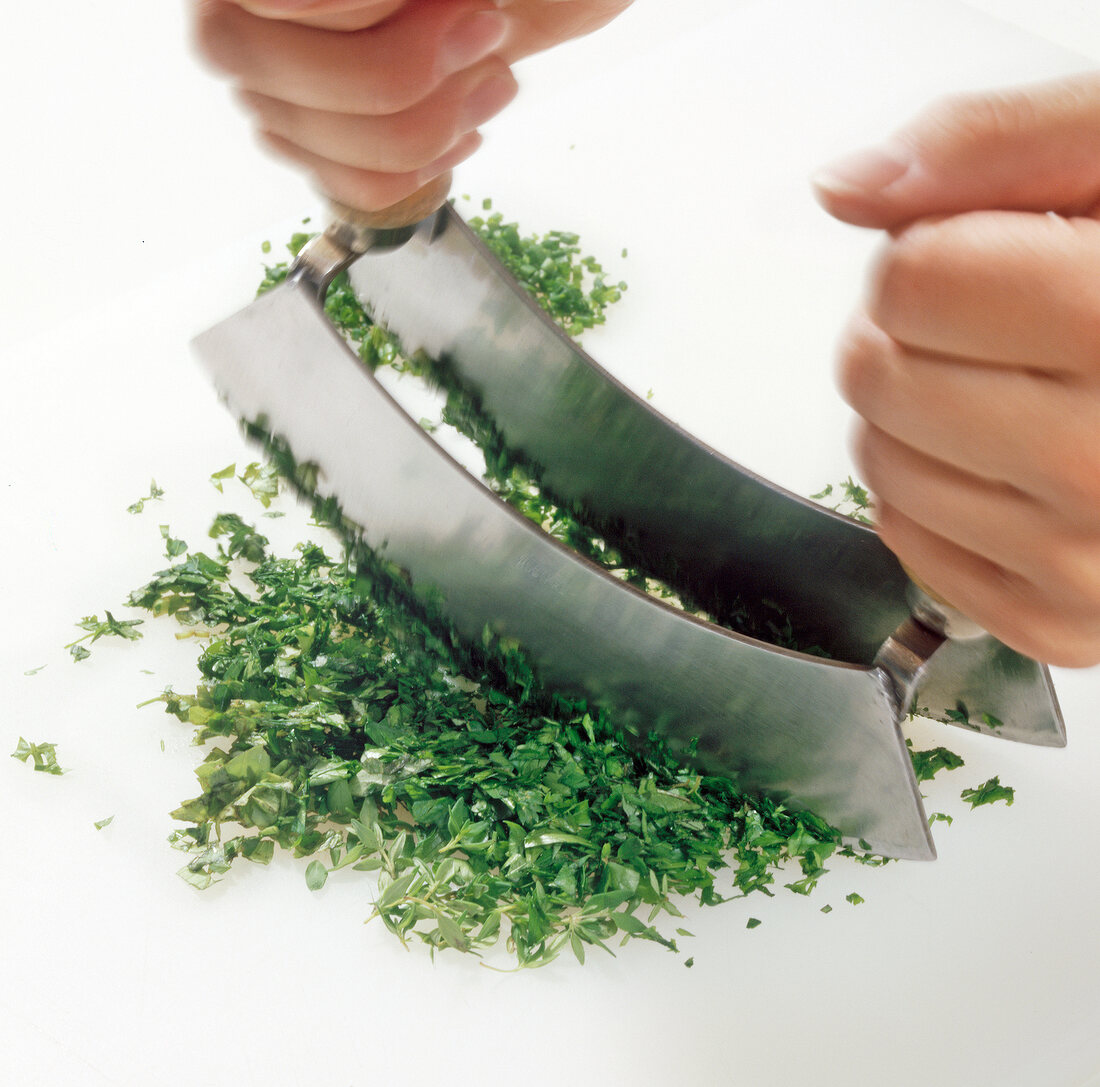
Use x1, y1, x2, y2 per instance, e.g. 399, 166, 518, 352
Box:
160, 525, 188, 559
208, 512, 268, 563
845, 892, 864, 906
238, 461, 280, 508
65, 611, 143, 661
305, 860, 328, 891
961, 777, 1015, 809
131, 514, 856, 964
209, 463, 236, 492
907, 742, 965, 783
812, 476, 873, 524
94, 816, 114, 830
464, 210, 626, 337
11, 737, 66, 775
128, 479, 164, 514
746, 917, 762, 929
945, 706, 1005, 734
820, 904, 833, 914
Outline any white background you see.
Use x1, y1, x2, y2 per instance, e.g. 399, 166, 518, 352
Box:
2, 2, 1099, 1085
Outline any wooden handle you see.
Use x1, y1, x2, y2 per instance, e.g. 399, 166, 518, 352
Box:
329, 171, 454, 232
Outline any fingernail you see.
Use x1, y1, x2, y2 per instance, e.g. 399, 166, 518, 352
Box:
440, 11, 508, 76
459, 72, 518, 131
812, 146, 911, 198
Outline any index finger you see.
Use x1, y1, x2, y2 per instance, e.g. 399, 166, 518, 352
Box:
867, 209, 1100, 376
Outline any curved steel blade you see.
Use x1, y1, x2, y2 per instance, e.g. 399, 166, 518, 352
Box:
191, 206, 1065, 859
346, 206, 1064, 746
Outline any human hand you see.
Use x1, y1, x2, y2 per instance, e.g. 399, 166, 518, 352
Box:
813, 72, 1100, 667
192, 0, 633, 211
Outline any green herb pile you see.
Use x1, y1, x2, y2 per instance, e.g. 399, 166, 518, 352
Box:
41, 201, 1010, 968
131, 512, 867, 964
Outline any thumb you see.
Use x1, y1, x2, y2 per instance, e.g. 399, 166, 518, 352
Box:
812, 72, 1100, 229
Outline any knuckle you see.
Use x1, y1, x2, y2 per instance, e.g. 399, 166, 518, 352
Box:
1047, 438, 1100, 511
1040, 535, 1100, 603
1013, 614, 1100, 669
192, 0, 242, 73
985, 563, 1100, 667
835, 314, 887, 411
334, 170, 421, 214
916, 87, 1040, 155
352, 77, 428, 118
847, 420, 881, 486
383, 113, 457, 171
1063, 222, 1100, 359
345, 0, 489, 115
865, 228, 935, 335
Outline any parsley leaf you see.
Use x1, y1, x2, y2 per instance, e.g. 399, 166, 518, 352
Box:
65, 611, 144, 661
11, 737, 67, 775
961, 777, 1015, 809
908, 743, 965, 783
238, 461, 280, 508
209, 463, 236, 492
128, 479, 165, 514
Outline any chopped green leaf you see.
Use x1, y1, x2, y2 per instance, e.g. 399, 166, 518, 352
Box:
908, 743, 965, 783
94, 816, 114, 830
128, 479, 164, 514
66, 611, 144, 660
160, 525, 188, 559
209, 512, 268, 563
305, 860, 328, 891
209, 463, 236, 492
845, 892, 864, 906
961, 777, 1015, 809
11, 737, 66, 775
813, 477, 873, 523
238, 461, 280, 507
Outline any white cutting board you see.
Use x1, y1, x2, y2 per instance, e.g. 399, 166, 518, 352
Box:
1, 3, 1098, 1086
